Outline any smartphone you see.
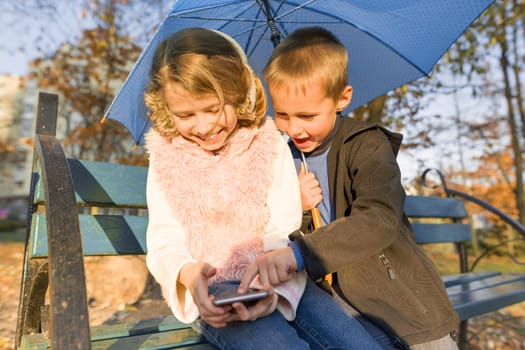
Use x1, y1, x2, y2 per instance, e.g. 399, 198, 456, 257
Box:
212, 287, 269, 307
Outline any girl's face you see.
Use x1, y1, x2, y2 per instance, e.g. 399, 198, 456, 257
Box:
163, 82, 238, 153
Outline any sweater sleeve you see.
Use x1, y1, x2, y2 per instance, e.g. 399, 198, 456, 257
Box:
263, 134, 303, 250
263, 133, 306, 319
145, 161, 199, 323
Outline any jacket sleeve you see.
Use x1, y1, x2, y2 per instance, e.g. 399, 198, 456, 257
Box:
145, 160, 200, 323
295, 127, 407, 280
263, 133, 306, 319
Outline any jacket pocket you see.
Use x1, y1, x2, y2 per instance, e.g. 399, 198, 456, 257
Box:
377, 251, 429, 315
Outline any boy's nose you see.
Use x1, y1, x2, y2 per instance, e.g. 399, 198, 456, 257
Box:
287, 120, 304, 138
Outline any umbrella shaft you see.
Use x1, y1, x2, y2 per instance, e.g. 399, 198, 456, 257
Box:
311, 207, 323, 229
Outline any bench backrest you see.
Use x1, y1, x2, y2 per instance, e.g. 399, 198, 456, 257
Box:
29, 153, 475, 328
404, 195, 471, 244
29, 159, 148, 258
30, 158, 473, 261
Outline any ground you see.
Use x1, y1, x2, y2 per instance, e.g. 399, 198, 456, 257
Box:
1, 240, 525, 350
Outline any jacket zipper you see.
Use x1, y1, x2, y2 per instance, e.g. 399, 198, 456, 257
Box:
379, 252, 396, 280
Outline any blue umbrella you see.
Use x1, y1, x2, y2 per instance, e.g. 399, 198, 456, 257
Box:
103, 0, 494, 145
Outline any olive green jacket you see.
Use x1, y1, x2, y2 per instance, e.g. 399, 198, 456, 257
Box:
293, 116, 459, 345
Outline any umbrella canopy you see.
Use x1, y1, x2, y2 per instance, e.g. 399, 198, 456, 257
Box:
104, 0, 494, 145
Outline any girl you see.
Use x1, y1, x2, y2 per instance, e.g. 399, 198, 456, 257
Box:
144, 27, 381, 350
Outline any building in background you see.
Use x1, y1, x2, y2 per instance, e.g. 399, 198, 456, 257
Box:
0, 74, 37, 224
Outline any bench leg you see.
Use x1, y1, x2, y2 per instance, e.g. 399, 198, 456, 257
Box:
15, 259, 49, 348
457, 320, 468, 350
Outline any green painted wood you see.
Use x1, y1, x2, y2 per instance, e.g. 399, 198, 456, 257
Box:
34, 159, 148, 208
411, 223, 471, 244
90, 327, 212, 350
29, 213, 148, 258
19, 333, 50, 350
90, 316, 188, 341
404, 196, 468, 218
20, 327, 217, 350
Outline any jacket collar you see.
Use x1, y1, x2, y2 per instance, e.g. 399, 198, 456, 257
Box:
334, 115, 403, 156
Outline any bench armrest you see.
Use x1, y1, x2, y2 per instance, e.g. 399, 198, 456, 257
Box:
33, 93, 91, 349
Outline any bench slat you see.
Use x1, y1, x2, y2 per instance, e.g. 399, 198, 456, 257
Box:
90, 316, 187, 341
20, 329, 215, 350
30, 213, 148, 257
91, 327, 210, 350
404, 196, 468, 218
448, 275, 525, 320
20, 316, 218, 350
446, 273, 525, 296
35, 159, 148, 208
411, 223, 471, 244
442, 271, 502, 288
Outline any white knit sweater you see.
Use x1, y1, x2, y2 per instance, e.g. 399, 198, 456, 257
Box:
145, 117, 305, 323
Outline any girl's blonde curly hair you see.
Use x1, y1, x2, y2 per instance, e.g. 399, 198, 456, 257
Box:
144, 28, 267, 138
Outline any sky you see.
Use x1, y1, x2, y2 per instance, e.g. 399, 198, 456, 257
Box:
1, 49, 35, 76
0, 3, 84, 76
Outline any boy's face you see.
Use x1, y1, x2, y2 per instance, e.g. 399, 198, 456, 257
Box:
270, 83, 352, 153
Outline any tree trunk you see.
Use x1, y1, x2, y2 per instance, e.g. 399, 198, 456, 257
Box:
499, 43, 525, 224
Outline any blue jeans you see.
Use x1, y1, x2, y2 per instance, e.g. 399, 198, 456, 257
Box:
332, 291, 403, 349
192, 279, 382, 350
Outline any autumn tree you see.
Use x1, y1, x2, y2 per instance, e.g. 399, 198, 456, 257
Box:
28, 2, 138, 163
443, 0, 525, 225
5, 0, 171, 164
9, 0, 172, 303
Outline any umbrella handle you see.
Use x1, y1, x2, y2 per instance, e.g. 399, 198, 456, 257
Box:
309, 207, 331, 284
311, 207, 323, 229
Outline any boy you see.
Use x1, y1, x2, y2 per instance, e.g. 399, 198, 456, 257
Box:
239, 26, 459, 349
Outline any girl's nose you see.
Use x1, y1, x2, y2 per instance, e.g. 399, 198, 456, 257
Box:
194, 113, 216, 135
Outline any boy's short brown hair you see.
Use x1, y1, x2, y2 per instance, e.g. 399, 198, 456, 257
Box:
263, 26, 348, 101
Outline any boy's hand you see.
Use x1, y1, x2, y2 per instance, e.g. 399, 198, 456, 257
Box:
299, 163, 322, 211
179, 262, 233, 327
238, 247, 297, 292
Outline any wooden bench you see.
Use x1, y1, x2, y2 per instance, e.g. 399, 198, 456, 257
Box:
16, 93, 216, 350
405, 192, 525, 347
16, 92, 525, 349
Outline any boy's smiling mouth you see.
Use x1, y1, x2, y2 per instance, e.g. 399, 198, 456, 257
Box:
292, 137, 311, 148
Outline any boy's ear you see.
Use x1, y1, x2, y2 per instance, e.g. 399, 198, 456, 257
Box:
336, 85, 353, 112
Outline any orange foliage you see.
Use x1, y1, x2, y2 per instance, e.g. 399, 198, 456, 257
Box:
447, 148, 519, 226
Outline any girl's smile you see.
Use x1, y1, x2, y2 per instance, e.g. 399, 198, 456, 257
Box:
163, 82, 238, 153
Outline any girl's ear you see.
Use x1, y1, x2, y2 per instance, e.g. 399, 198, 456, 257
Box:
336, 85, 353, 112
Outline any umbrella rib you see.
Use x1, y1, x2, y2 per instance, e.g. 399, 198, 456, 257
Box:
243, 5, 267, 56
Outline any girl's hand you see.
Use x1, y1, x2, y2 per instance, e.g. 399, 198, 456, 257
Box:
299, 163, 322, 211
228, 292, 278, 322
179, 262, 233, 327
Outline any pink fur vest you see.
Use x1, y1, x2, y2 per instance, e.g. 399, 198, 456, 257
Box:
145, 117, 280, 284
